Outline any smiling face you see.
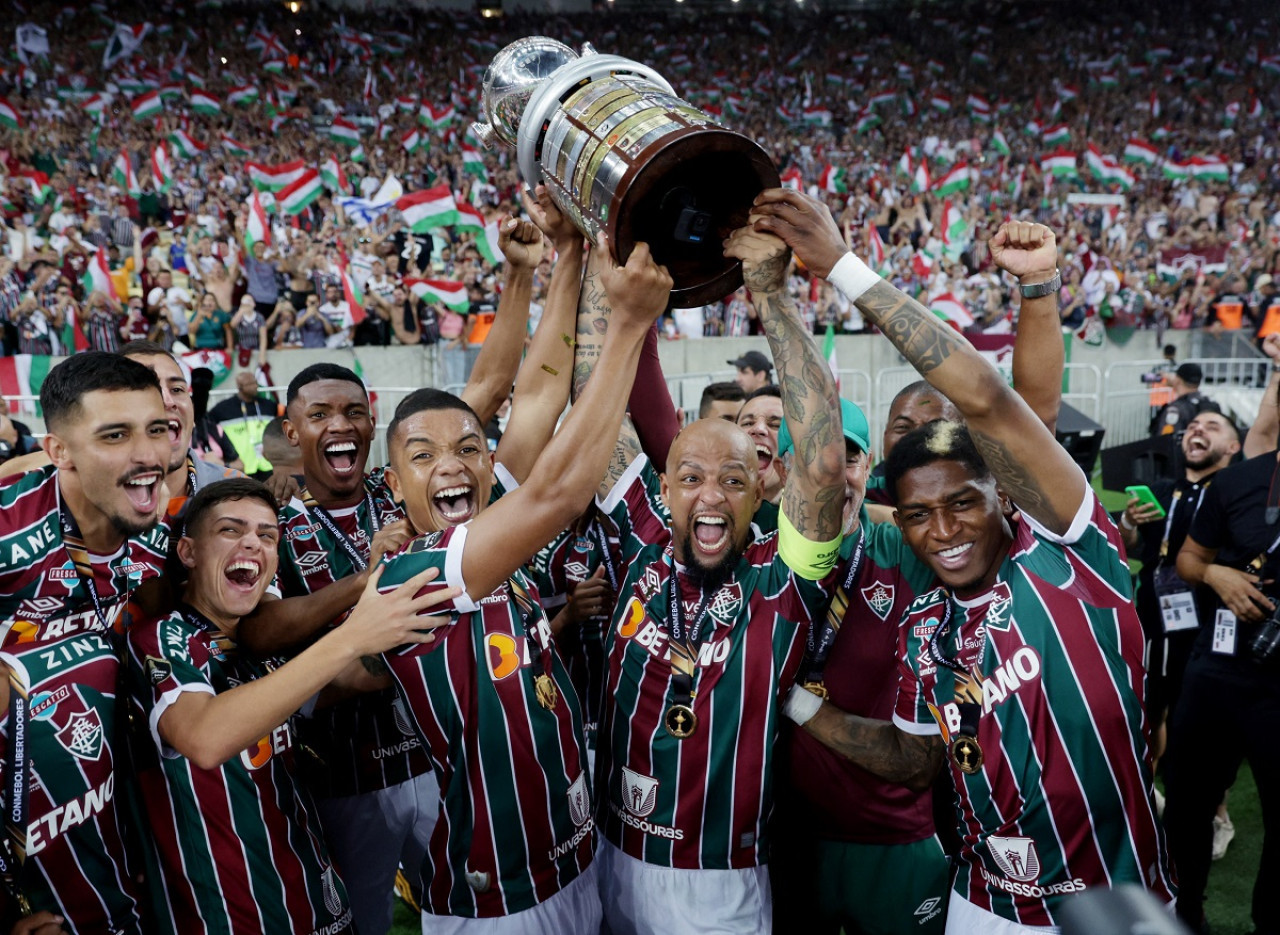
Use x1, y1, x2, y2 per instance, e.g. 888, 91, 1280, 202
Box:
893, 459, 1012, 599
1181, 412, 1239, 473
125, 352, 194, 478
385, 406, 493, 534
44, 388, 170, 541
662, 420, 762, 588
736, 394, 784, 502
285, 379, 372, 507
841, 440, 871, 537
179, 496, 280, 631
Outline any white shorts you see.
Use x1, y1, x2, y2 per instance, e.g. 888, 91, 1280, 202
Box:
945, 891, 1060, 935
420, 860, 601, 935
318, 771, 440, 935
597, 839, 770, 935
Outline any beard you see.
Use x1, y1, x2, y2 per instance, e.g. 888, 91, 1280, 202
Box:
679, 528, 746, 594
108, 507, 160, 538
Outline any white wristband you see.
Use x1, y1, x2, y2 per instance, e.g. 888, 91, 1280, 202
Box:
783, 684, 824, 726
826, 252, 882, 303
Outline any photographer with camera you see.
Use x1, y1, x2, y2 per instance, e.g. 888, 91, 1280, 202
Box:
1169, 447, 1280, 935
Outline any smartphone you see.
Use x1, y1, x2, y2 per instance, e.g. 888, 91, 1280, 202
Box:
1124, 485, 1167, 519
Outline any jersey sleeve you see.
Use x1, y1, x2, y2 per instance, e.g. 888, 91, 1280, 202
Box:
891, 594, 947, 738
1015, 489, 1134, 606
747, 532, 838, 626
595, 454, 670, 563
127, 613, 217, 759
376, 525, 478, 613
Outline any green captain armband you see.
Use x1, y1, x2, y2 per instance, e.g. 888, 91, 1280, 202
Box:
777, 508, 842, 581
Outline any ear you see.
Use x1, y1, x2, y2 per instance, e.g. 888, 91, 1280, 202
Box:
659, 472, 670, 511
42, 432, 72, 470
176, 535, 197, 569
282, 417, 298, 447
384, 465, 403, 504
994, 485, 1014, 518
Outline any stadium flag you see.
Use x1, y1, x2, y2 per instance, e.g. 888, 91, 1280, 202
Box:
802, 106, 833, 126
990, 128, 1011, 156
1040, 149, 1079, 177
396, 186, 459, 232
262, 59, 285, 75
823, 323, 840, 390
479, 221, 504, 266
227, 84, 259, 106
0, 355, 53, 416
455, 202, 486, 233
82, 93, 108, 119
929, 292, 974, 328
1103, 162, 1135, 191
911, 162, 931, 194
247, 159, 307, 192
1149, 90, 1160, 118
420, 102, 456, 129
320, 156, 351, 195
131, 89, 162, 120
1189, 156, 1228, 182
404, 278, 469, 313
930, 93, 951, 112
1009, 164, 1026, 201
869, 89, 898, 109
1042, 123, 1071, 146
0, 98, 21, 130
102, 22, 150, 70
395, 95, 417, 112
819, 164, 848, 194
220, 133, 250, 157
168, 130, 204, 159
80, 249, 119, 309
896, 149, 911, 177
338, 249, 367, 325
1124, 138, 1157, 164
244, 191, 271, 251
853, 109, 880, 134
349, 144, 367, 164
362, 68, 375, 102
461, 145, 488, 180
276, 168, 323, 215
190, 89, 220, 115
327, 116, 361, 147
15, 23, 50, 64
941, 200, 968, 259
780, 167, 803, 190
865, 223, 888, 274
150, 143, 173, 192
111, 150, 140, 196
934, 163, 971, 195
1085, 143, 1108, 178
16, 169, 52, 205
401, 128, 423, 153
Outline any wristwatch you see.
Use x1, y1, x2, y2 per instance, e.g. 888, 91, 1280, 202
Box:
1019, 269, 1062, 299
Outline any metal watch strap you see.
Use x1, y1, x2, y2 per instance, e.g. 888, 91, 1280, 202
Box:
1019, 269, 1061, 299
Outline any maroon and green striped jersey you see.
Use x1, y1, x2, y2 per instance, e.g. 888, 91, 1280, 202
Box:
893, 494, 1175, 925
276, 471, 432, 798
0, 634, 145, 934
0, 467, 162, 647
376, 523, 594, 919
127, 608, 352, 935
595, 456, 835, 869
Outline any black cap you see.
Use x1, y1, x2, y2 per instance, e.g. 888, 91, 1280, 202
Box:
1175, 362, 1203, 386
727, 350, 773, 373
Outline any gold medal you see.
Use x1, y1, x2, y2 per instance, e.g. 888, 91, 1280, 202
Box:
664, 703, 697, 739
801, 680, 829, 699
534, 674, 558, 711
950, 735, 984, 775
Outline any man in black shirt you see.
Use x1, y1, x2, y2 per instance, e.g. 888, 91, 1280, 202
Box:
1168, 447, 1280, 935
1150, 363, 1219, 437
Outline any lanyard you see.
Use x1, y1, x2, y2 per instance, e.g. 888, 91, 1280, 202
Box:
58, 492, 119, 629
928, 597, 989, 743
800, 528, 865, 690
507, 575, 558, 710
1158, 481, 1209, 561
589, 518, 618, 593
300, 486, 381, 571
0, 667, 32, 915
665, 564, 718, 710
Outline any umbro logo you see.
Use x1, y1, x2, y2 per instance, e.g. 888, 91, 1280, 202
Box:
914, 897, 942, 917
296, 551, 328, 575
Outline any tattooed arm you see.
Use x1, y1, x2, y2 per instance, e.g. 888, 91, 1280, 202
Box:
800, 704, 944, 791
753, 190, 1085, 536
724, 226, 845, 544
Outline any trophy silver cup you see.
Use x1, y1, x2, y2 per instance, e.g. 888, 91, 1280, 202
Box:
472, 37, 780, 308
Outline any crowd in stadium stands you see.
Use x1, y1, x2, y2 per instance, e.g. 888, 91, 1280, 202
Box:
0, 0, 1277, 361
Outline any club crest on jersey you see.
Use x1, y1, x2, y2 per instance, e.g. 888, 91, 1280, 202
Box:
16, 597, 64, 621
55, 709, 104, 761
321, 865, 343, 916
145, 655, 171, 687
30, 686, 69, 721
986, 835, 1041, 883
567, 772, 591, 827
861, 581, 896, 621
983, 583, 1014, 631
620, 766, 659, 818
706, 582, 743, 625
465, 868, 491, 893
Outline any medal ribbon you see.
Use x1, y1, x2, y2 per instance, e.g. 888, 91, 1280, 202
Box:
507, 575, 555, 687
666, 565, 717, 711
589, 518, 619, 593
800, 529, 865, 689
300, 485, 381, 571
58, 491, 125, 630
928, 598, 987, 742
0, 666, 33, 915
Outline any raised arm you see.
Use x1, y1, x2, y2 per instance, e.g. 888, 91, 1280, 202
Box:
1008, 228, 1066, 435
725, 225, 845, 544
754, 190, 1085, 535
492, 187, 584, 483
459, 237, 670, 601
458, 217, 538, 426
1245, 334, 1280, 458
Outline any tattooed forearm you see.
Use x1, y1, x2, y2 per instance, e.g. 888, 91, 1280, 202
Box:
803, 704, 944, 791
968, 427, 1052, 518
572, 259, 613, 400
598, 418, 642, 499
742, 250, 789, 294
855, 281, 964, 374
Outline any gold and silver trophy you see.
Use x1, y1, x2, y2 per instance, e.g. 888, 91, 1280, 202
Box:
471, 37, 779, 307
